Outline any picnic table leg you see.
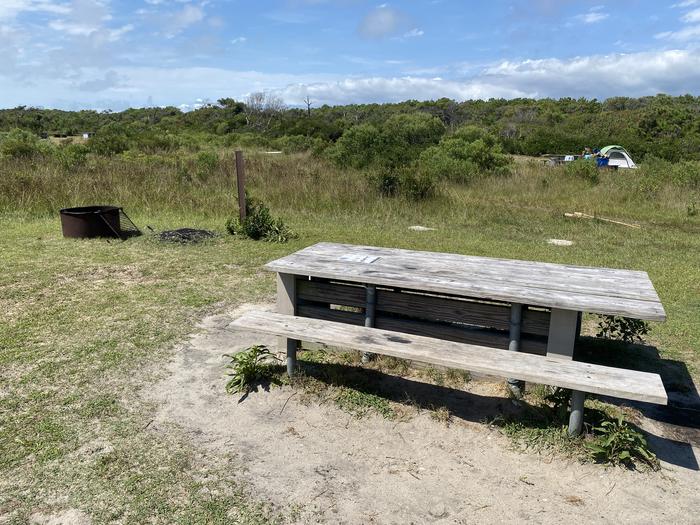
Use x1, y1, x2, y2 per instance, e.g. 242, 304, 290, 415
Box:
277, 273, 298, 376
547, 308, 584, 436
506, 303, 525, 398
568, 390, 585, 436
361, 284, 377, 364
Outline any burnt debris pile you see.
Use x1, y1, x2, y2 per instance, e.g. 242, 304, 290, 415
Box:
157, 228, 215, 244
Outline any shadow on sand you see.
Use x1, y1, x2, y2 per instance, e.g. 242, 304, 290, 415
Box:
292, 339, 699, 471
575, 336, 700, 470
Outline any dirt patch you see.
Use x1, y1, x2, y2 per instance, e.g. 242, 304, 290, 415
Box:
29, 509, 91, 525
147, 304, 700, 524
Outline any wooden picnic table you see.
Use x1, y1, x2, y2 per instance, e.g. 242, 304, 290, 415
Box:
255, 242, 667, 435
267, 242, 666, 322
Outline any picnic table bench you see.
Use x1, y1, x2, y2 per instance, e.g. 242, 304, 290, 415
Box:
232, 243, 668, 436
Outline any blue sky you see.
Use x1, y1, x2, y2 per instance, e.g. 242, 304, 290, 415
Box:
1, 0, 700, 110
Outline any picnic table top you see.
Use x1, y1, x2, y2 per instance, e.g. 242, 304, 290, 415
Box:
265, 243, 666, 321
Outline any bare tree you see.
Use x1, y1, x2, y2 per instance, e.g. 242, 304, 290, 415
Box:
303, 95, 312, 117
244, 92, 286, 132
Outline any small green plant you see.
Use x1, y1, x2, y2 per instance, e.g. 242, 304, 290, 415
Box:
226, 194, 296, 242
688, 202, 698, 217
430, 405, 452, 425
334, 387, 395, 419
597, 315, 649, 343
585, 414, 659, 469
224, 345, 280, 394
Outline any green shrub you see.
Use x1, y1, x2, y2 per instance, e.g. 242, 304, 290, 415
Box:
54, 143, 89, 170
222, 132, 271, 149
380, 113, 445, 167
327, 123, 383, 169
564, 159, 600, 184
367, 169, 401, 197
585, 414, 659, 469
0, 129, 45, 158
640, 156, 700, 189
453, 125, 498, 146
225, 195, 296, 242
596, 315, 649, 344
131, 131, 180, 154
417, 127, 512, 183
272, 134, 325, 154
328, 113, 445, 170
88, 128, 129, 155
418, 142, 479, 183
195, 150, 218, 179
224, 345, 280, 394
400, 169, 437, 200
367, 166, 436, 200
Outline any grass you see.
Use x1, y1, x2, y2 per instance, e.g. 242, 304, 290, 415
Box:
1, 149, 699, 521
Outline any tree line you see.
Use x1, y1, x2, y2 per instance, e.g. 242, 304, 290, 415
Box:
1, 93, 699, 161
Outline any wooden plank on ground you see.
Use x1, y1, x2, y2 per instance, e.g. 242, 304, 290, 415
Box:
231, 311, 668, 405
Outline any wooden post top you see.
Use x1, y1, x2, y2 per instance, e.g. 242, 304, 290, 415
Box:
265, 243, 666, 321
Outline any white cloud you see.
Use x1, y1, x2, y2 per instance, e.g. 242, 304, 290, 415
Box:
481, 50, 700, 98
358, 6, 406, 38
0, 0, 70, 21
403, 28, 424, 38
78, 50, 700, 108
656, 24, 700, 41
49, 19, 131, 39
163, 4, 204, 37
278, 77, 527, 106
3, 29, 700, 109
572, 6, 609, 24
578, 12, 608, 23
230, 36, 247, 44
682, 7, 700, 22
283, 50, 700, 105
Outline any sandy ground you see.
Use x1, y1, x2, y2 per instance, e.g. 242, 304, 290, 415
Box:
147, 304, 700, 524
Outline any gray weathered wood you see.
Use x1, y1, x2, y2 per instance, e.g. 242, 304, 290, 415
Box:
231, 311, 668, 405
267, 243, 666, 321
296, 303, 547, 355
277, 273, 297, 375
546, 308, 580, 359
296, 279, 551, 336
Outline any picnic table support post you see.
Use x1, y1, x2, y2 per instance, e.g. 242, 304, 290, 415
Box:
547, 308, 584, 436
507, 303, 525, 398
568, 390, 585, 437
361, 284, 377, 364
277, 273, 298, 376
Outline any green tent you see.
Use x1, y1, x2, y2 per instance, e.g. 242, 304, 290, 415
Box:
599, 145, 637, 169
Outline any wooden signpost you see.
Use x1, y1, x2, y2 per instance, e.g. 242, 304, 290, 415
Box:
235, 150, 246, 222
